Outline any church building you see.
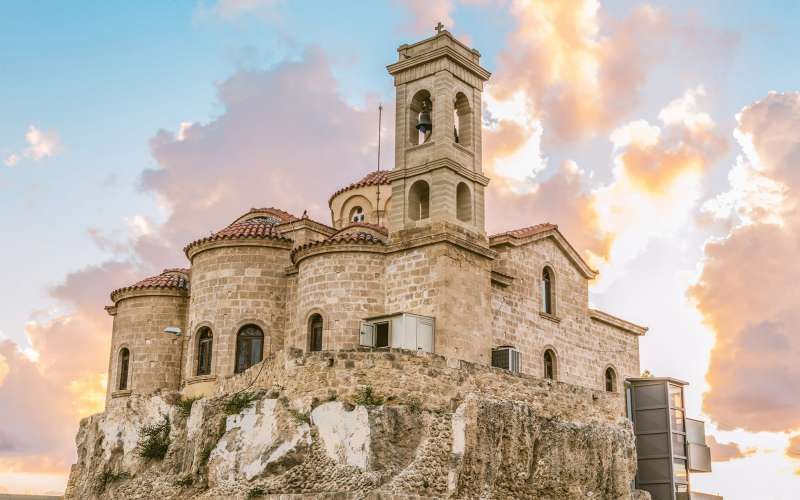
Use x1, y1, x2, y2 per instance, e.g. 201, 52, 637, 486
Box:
104, 26, 646, 405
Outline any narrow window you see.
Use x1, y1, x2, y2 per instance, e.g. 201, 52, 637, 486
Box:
408, 180, 430, 221
309, 314, 323, 352
543, 349, 556, 380
350, 206, 365, 223
410, 90, 433, 145
453, 92, 472, 148
605, 367, 617, 392
541, 267, 554, 314
118, 348, 130, 390
235, 325, 264, 373
196, 327, 213, 376
456, 182, 472, 222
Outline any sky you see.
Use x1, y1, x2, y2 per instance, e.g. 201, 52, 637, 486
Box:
1, 0, 799, 496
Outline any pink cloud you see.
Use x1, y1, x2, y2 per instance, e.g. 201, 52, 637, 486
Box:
691, 92, 800, 433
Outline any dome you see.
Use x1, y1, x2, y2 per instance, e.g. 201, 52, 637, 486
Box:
184, 208, 296, 257
110, 268, 189, 302
328, 170, 390, 206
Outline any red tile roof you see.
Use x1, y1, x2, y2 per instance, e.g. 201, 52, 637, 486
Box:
291, 230, 386, 261
184, 216, 292, 256
111, 269, 189, 302
489, 223, 557, 240
329, 170, 391, 205
337, 222, 389, 235
236, 207, 299, 224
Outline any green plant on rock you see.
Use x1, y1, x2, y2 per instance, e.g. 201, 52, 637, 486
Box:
95, 470, 129, 493
408, 398, 422, 414
223, 391, 260, 415
353, 385, 384, 406
200, 444, 214, 465
174, 474, 193, 487
136, 414, 171, 460
247, 486, 266, 498
288, 408, 311, 424
177, 395, 201, 417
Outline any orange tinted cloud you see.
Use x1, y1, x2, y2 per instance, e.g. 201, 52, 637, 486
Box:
0, 49, 388, 492
787, 435, 800, 460
691, 92, 800, 433
491, 0, 668, 143
706, 435, 756, 462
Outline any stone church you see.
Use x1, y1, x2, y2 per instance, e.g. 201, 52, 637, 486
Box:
105, 29, 644, 404
67, 26, 719, 500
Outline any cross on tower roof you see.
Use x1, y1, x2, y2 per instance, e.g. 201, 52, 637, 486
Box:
435, 21, 444, 34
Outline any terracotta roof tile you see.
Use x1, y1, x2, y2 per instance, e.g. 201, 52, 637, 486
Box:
238, 207, 299, 224
329, 170, 391, 205
489, 223, 557, 240
338, 222, 389, 235
291, 230, 386, 261
111, 269, 189, 302
184, 217, 292, 256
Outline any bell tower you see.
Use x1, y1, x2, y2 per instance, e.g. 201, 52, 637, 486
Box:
386, 24, 491, 240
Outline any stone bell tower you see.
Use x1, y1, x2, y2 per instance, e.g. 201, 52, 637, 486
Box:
386, 24, 491, 240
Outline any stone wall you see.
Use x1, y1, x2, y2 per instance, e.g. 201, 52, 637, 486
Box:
185, 243, 292, 382
294, 250, 386, 351
491, 237, 640, 390
384, 241, 493, 365
106, 292, 187, 402
214, 349, 626, 424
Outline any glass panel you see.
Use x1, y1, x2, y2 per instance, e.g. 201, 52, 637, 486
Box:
634, 408, 668, 433
236, 326, 264, 372
376, 322, 389, 348
669, 383, 684, 409
671, 408, 685, 433
636, 433, 670, 458
673, 458, 688, 482
672, 432, 686, 457
118, 349, 129, 390
634, 383, 666, 408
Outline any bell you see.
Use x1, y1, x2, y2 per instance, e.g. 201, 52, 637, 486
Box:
416, 109, 432, 134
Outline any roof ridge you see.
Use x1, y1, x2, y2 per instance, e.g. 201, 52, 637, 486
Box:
328, 170, 391, 206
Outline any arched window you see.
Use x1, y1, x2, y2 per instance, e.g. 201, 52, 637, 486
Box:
408, 180, 430, 221
605, 367, 617, 392
541, 267, 554, 315
118, 348, 130, 390
235, 325, 264, 373
350, 206, 365, 223
409, 90, 433, 145
543, 349, 557, 380
456, 182, 472, 222
453, 92, 472, 148
196, 327, 213, 376
309, 314, 324, 352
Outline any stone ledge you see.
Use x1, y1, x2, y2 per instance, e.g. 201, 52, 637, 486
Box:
184, 374, 217, 385
111, 389, 132, 399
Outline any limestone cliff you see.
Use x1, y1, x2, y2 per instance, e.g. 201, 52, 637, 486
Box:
67, 394, 638, 499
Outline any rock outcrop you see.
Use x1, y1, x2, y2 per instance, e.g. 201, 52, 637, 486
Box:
67, 392, 638, 499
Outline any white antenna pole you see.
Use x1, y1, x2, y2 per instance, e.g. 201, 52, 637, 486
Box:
376, 103, 383, 227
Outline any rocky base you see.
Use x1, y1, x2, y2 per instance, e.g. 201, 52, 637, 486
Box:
67, 390, 640, 499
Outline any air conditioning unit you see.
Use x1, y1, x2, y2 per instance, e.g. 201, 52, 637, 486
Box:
491, 346, 520, 373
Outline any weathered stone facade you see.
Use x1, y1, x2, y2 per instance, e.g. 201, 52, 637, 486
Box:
72, 27, 652, 499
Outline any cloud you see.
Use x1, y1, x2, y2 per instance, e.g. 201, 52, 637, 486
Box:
197, 0, 282, 20
787, 435, 800, 461
3, 126, 61, 167
486, 86, 724, 288
395, 0, 456, 35
139, 47, 387, 263
0, 47, 388, 490
691, 92, 800, 433
0, 262, 137, 474
706, 435, 756, 462
488, 0, 669, 144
